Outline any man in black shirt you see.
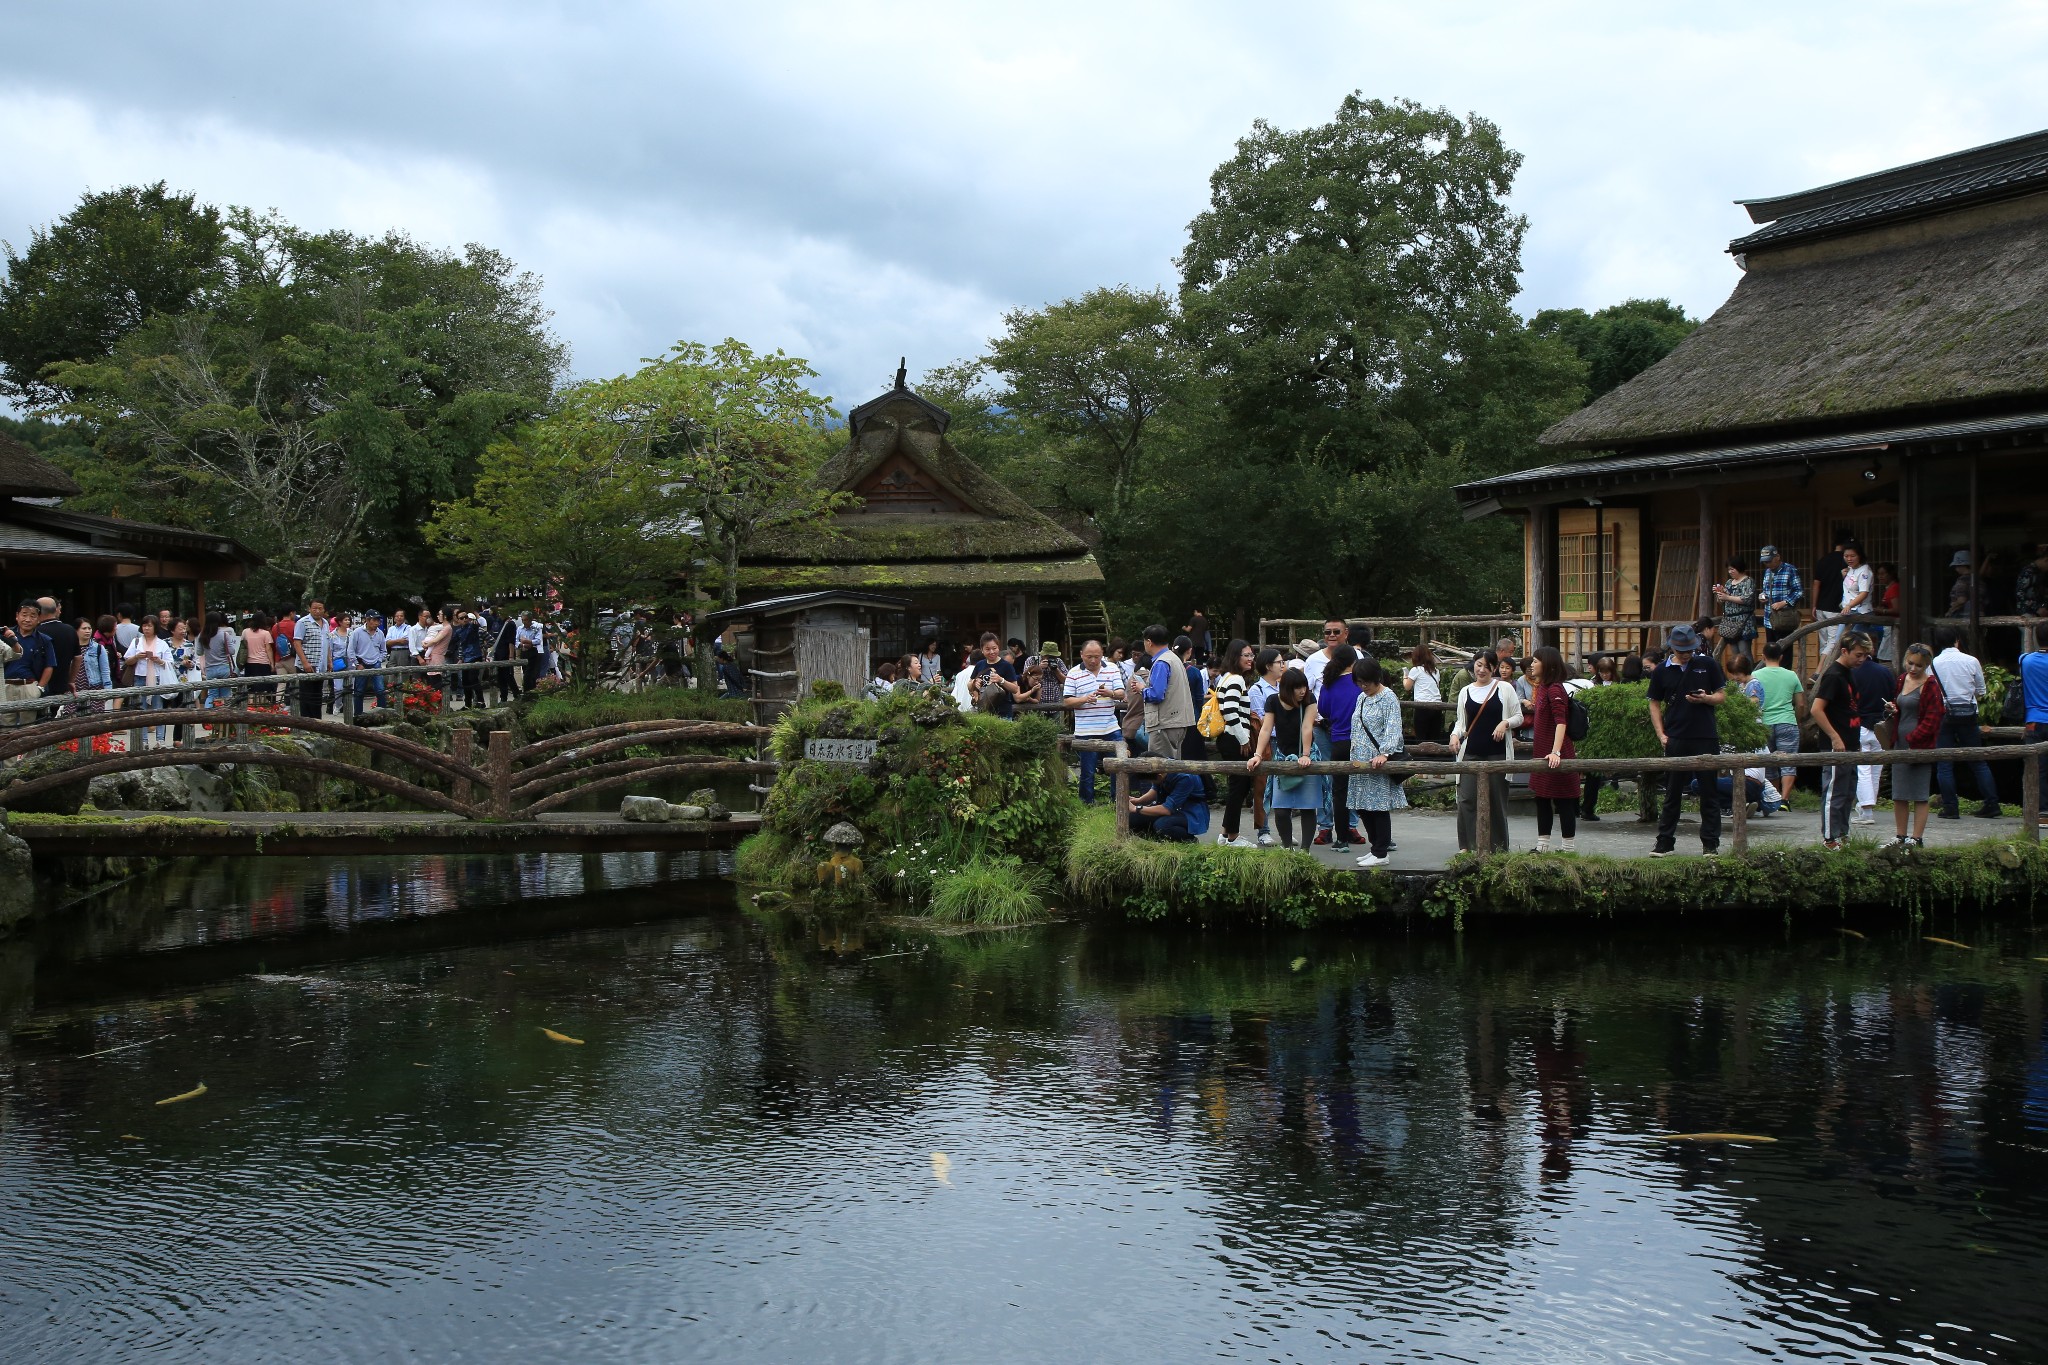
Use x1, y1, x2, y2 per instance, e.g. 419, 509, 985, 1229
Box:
1849, 648, 1897, 826
1646, 624, 1726, 857
970, 631, 1021, 720
35, 596, 77, 701
1811, 632, 1874, 849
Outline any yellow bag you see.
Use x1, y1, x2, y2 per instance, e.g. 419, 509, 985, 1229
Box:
1196, 683, 1225, 740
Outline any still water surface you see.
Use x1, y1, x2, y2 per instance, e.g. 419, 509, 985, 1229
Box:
2, 857, 2046, 1363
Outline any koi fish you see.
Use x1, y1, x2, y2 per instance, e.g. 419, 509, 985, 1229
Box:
541, 1028, 585, 1045
119, 1134, 142, 1141
1660, 1132, 1776, 1144
155, 1082, 207, 1106
1836, 928, 1866, 940
1923, 936, 1974, 950
931, 1151, 952, 1184
1289, 957, 1308, 972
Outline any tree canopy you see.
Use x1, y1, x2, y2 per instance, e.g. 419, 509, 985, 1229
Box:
1529, 298, 1699, 400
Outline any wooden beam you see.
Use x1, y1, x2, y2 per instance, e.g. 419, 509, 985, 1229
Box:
1696, 487, 1717, 620
1898, 453, 1920, 651
1529, 503, 1555, 651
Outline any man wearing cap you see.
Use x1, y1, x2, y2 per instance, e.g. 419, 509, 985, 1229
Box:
347, 610, 389, 717
1759, 546, 1801, 647
1645, 624, 1726, 857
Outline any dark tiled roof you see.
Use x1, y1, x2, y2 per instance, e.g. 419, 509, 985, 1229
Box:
0, 519, 145, 561
1732, 129, 2048, 252
1461, 410, 2048, 510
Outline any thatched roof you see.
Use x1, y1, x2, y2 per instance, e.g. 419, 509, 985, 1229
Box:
0, 433, 82, 498
1542, 193, 2048, 452
746, 387, 1090, 565
738, 555, 1104, 594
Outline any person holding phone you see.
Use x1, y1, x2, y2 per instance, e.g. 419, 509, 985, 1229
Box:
1645, 624, 1726, 858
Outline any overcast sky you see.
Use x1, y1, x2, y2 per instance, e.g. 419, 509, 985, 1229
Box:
3, 2, 2044, 410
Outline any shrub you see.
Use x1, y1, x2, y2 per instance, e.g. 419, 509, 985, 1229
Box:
1577, 681, 1767, 759
927, 856, 1055, 925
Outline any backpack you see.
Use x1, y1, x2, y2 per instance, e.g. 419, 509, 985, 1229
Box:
1564, 685, 1591, 743
1196, 683, 1225, 740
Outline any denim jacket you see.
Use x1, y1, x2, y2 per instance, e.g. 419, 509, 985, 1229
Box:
82, 640, 112, 689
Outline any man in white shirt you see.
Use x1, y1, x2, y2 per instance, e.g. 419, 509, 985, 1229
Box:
1301, 618, 1348, 700
1060, 639, 1126, 805
384, 610, 412, 669
1928, 627, 2001, 820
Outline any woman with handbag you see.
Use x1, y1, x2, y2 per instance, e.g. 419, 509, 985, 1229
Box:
1210, 639, 1256, 847
1711, 556, 1758, 670
1885, 642, 1944, 849
1526, 646, 1580, 853
1450, 652, 1521, 854
1246, 665, 1322, 849
1345, 656, 1406, 867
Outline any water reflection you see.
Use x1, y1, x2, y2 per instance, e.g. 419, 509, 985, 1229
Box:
2, 886, 2046, 1363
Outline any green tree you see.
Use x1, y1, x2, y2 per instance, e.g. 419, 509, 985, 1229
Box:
0, 183, 227, 407
497, 339, 846, 689
49, 209, 563, 602
981, 286, 1194, 531
424, 429, 694, 672
1530, 298, 1698, 401
1164, 94, 1583, 622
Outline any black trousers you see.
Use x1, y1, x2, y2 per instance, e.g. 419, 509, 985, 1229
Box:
298, 678, 324, 719
1328, 740, 1357, 842
1217, 733, 1251, 838
1657, 734, 1722, 850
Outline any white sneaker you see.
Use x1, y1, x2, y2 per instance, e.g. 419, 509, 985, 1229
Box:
1853, 809, 1877, 825
1535, 835, 1551, 853
1255, 831, 1274, 847
1560, 838, 1575, 853
1354, 852, 1388, 868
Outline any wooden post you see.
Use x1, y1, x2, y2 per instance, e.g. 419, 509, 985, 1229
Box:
1529, 503, 1555, 652
1474, 776, 1493, 858
487, 730, 512, 819
451, 727, 474, 811
2024, 749, 2041, 845
1898, 454, 1921, 654
1697, 488, 1717, 620
1730, 775, 1749, 855
1112, 740, 1131, 839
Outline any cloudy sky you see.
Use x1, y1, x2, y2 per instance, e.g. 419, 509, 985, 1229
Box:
3, 2, 2044, 409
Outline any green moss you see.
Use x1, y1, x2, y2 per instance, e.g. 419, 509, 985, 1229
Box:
7, 812, 230, 830
518, 685, 749, 740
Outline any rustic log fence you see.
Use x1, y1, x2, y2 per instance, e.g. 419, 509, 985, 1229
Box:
1065, 735, 2046, 857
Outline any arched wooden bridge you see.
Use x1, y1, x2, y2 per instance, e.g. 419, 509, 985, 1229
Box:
0, 711, 775, 856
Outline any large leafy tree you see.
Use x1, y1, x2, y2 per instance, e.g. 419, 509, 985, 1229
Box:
1530, 298, 1698, 401
48, 209, 563, 602
1166, 94, 1584, 621
0, 183, 226, 407
464, 339, 846, 688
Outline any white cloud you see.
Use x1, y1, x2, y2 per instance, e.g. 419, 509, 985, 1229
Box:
1, 0, 2044, 408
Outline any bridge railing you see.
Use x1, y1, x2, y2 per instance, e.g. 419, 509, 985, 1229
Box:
0, 658, 514, 725
1061, 735, 2047, 857
0, 701, 779, 823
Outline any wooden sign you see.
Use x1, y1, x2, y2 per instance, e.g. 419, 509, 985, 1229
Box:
805, 738, 879, 764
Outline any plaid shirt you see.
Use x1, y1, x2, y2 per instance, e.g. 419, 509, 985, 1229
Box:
1761, 562, 1801, 611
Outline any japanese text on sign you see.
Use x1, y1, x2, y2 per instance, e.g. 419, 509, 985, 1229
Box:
804, 738, 879, 764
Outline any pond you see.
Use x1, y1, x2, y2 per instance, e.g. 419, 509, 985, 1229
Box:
2, 858, 2046, 1363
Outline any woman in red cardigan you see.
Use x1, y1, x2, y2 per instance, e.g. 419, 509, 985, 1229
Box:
1527, 646, 1580, 853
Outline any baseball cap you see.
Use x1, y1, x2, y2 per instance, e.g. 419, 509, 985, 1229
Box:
1759, 544, 1778, 559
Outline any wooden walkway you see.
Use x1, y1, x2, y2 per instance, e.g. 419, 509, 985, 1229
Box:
10, 810, 762, 858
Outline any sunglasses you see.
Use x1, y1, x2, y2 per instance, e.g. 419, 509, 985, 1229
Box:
1323, 627, 1346, 637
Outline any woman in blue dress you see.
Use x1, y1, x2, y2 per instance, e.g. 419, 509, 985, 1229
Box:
1345, 656, 1407, 868
1246, 665, 1323, 849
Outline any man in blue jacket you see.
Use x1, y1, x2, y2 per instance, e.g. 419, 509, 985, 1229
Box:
2023, 622, 2048, 829
1128, 770, 1210, 842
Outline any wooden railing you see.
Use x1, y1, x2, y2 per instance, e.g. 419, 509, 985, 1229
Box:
1065, 736, 2047, 858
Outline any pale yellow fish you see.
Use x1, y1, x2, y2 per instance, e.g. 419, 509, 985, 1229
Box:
155, 1082, 207, 1106
1289, 957, 1308, 972
2034, 957, 2048, 964
541, 1028, 585, 1045
412, 1062, 429, 1068
930, 1151, 951, 1184
1660, 1132, 1776, 1144
119, 1134, 142, 1141
1837, 928, 1866, 940
1923, 936, 1974, 950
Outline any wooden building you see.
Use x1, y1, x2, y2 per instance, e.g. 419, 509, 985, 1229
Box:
1457, 129, 2048, 665
702, 590, 911, 725
0, 435, 259, 621
738, 367, 1106, 663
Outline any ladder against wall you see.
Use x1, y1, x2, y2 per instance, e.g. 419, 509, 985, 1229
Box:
1065, 600, 1111, 655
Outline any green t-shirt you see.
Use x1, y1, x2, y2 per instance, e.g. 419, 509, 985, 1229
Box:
1754, 664, 1802, 726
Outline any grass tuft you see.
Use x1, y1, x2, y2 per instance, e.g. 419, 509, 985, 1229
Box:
926, 856, 1056, 926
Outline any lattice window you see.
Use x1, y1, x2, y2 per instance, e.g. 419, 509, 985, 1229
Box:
1650, 529, 1699, 622
1558, 530, 1615, 614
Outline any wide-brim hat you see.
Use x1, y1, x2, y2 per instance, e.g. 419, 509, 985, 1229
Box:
1039, 641, 1061, 656
1667, 624, 1699, 650
1950, 550, 1973, 567
1293, 638, 1320, 659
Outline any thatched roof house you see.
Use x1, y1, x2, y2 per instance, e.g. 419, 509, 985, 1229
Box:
739, 366, 1105, 660
0, 430, 259, 622
1456, 129, 2048, 663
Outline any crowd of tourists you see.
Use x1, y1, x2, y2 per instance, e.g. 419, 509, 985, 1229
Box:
876, 596, 2048, 866
0, 597, 572, 740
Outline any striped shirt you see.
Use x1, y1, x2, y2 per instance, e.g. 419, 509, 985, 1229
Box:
1212, 671, 1251, 743
1062, 662, 1123, 737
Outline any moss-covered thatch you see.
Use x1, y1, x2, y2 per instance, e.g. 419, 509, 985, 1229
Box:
737, 555, 1103, 592
1542, 199, 2048, 451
